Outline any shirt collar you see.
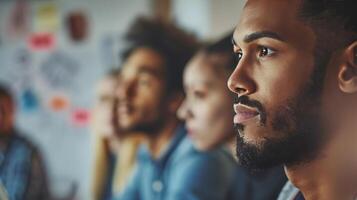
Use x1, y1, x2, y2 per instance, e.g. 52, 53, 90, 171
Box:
138, 124, 186, 167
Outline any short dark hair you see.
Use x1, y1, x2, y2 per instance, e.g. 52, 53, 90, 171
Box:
122, 17, 199, 95
300, 0, 357, 32
299, 0, 357, 51
297, 0, 357, 95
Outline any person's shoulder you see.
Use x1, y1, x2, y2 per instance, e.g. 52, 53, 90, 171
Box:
169, 137, 236, 179
11, 131, 43, 158
11, 132, 36, 150
174, 137, 235, 164
166, 138, 237, 197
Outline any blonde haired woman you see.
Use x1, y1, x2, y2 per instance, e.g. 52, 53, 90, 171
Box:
91, 70, 145, 200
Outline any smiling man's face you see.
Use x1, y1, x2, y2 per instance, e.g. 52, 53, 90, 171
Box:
228, 0, 330, 169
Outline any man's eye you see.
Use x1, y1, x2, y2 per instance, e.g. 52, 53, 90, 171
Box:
258, 46, 275, 57
139, 79, 149, 85
234, 51, 243, 63
138, 76, 151, 86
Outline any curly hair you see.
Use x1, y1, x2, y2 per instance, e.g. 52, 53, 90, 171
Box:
121, 17, 199, 95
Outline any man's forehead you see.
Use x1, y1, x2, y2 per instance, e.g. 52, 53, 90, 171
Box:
122, 61, 164, 80
244, 0, 301, 9
233, 0, 305, 45
242, 0, 302, 24
122, 48, 165, 75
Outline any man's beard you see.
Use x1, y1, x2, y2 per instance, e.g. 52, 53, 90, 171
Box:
117, 107, 167, 137
235, 97, 325, 170
127, 116, 166, 136
235, 53, 330, 170
114, 99, 168, 137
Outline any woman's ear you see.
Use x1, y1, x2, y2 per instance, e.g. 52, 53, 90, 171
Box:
338, 41, 357, 93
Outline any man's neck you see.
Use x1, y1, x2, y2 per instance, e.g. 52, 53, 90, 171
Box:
147, 118, 179, 159
285, 129, 357, 200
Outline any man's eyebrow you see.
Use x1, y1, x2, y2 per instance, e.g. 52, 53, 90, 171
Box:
138, 67, 163, 78
244, 31, 285, 43
232, 31, 285, 46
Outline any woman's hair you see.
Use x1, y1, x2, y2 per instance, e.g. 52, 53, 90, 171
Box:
200, 33, 236, 76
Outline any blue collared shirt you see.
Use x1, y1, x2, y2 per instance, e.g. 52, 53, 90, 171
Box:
0, 131, 48, 200
0, 134, 32, 200
116, 125, 238, 200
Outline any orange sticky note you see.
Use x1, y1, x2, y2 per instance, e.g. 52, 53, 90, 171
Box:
49, 95, 69, 112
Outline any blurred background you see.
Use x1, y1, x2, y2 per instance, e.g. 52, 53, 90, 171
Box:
0, 0, 244, 199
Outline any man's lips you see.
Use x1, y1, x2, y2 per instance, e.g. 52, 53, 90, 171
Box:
233, 103, 259, 124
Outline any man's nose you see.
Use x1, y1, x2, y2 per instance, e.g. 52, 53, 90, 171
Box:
116, 81, 136, 101
227, 59, 256, 97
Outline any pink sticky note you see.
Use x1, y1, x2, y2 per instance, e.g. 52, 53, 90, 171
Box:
71, 108, 90, 127
28, 33, 55, 51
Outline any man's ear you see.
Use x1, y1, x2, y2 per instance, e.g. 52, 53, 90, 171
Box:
338, 41, 357, 93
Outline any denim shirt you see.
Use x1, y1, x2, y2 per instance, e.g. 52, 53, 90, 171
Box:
0, 132, 48, 200
116, 125, 238, 200
0, 134, 33, 200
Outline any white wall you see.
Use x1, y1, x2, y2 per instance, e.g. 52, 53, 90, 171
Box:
172, 0, 245, 41
0, 0, 245, 199
0, 1, 151, 199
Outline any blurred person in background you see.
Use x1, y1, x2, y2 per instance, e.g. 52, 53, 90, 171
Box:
91, 70, 145, 200
115, 17, 241, 200
177, 35, 287, 200
0, 83, 49, 200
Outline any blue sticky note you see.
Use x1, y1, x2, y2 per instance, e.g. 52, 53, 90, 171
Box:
20, 89, 39, 112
